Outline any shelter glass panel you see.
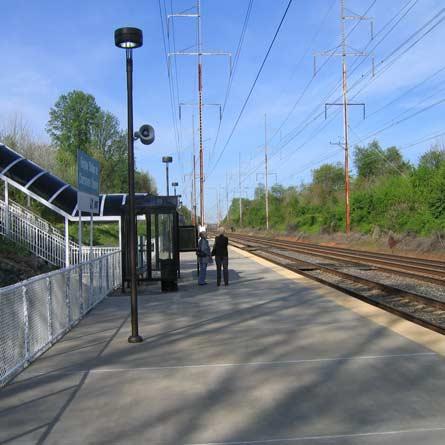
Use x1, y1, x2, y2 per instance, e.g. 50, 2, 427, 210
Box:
158, 213, 173, 261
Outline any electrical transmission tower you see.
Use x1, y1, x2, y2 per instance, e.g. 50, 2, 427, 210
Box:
256, 114, 277, 231
238, 152, 242, 227
168, 0, 231, 227
182, 115, 198, 225
314, 0, 374, 234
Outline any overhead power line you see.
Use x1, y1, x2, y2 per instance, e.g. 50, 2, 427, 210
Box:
269, 0, 418, 160
158, 0, 181, 155
227, 1, 443, 193
365, 64, 445, 120
219, 0, 379, 189
209, 0, 295, 174
267, 0, 378, 154
236, 0, 381, 187
210, 0, 254, 161
267, 0, 338, 144
272, 1, 442, 164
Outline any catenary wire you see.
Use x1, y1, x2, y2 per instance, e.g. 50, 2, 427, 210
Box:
209, 0, 295, 175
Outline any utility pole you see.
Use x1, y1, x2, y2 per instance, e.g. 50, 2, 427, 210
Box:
225, 172, 230, 225
340, 0, 351, 235
197, 0, 205, 227
192, 113, 197, 226
168, 1, 231, 228
314, 0, 373, 235
239, 152, 242, 227
179, 100, 221, 225
208, 186, 221, 224
216, 188, 220, 225
256, 116, 277, 232
264, 114, 269, 231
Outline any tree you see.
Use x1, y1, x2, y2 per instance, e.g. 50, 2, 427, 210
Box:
47, 90, 101, 159
92, 111, 121, 160
427, 164, 445, 220
419, 146, 445, 170
311, 163, 344, 193
178, 205, 192, 224
254, 184, 265, 200
383, 146, 411, 175
354, 140, 384, 179
135, 170, 157, 194
46, 90, 158, 195
1, 113, 56, 171
354, 140, 410, 179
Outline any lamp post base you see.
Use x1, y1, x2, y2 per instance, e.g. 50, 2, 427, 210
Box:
128, 335, 143, 343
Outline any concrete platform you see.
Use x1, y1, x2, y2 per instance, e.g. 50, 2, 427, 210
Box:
1, 248, 445, 445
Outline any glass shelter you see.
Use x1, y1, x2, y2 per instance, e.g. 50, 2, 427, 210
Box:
120, 195, 180, 288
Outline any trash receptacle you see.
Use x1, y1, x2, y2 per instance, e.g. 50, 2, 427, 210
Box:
160, 259, 178, 292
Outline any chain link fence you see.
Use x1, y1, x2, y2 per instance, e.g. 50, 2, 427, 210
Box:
0, 251, 121, 387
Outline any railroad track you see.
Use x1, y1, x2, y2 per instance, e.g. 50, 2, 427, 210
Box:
230, 233, 445, 286
229, 234, 445, 335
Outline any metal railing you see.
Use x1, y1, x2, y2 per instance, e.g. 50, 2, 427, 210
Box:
2, 199, 63, 235
0, 199, 119, 267
70, 246, 121, 265
0, 251, 121, 387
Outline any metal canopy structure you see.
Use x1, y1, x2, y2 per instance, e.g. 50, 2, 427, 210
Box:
1, 143, 184, 274
120, 194, 179, 287
0, 144, 178, 221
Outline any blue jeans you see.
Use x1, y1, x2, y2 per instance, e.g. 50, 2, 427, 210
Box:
198, 261, 208, 284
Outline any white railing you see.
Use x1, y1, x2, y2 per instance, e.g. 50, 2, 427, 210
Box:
0, 201, 67, 266
0, 250, 121, 387
70, 246, 121, 265
0, 199, 119, 267
3, 199, 63, 235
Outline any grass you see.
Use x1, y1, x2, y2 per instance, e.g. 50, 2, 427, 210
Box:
55, 222, 120, 246
55, 221, 151, 247
0, 235, 56, 287
0, 236, 31, 257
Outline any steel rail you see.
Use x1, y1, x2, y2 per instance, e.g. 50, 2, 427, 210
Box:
231, 239, 445, 335
232, 233, 445, 269
230, 233, 445, 286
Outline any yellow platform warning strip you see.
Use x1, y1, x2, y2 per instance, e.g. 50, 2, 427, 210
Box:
231, 245, 445, 356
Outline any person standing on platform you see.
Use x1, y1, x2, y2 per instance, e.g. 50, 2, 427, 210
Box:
212, 227, 229, 286
197, 231, 212, 285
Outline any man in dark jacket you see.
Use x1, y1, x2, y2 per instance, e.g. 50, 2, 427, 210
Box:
212, 227, 229, 286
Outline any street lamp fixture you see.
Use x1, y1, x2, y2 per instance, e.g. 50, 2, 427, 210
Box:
162, 156, 173, 196
115, 26, 145, 344
115, 27, 143, 49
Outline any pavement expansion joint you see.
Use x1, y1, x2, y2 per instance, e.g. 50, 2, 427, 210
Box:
21, 351, 438, 377
184, 426, 445, 445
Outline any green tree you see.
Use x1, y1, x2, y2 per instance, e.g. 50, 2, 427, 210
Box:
382, 146, 412, 175
353, 140, 383, 179
92, 111, 121, 159
46, 90, 158, 196
311, 163, 344, 192
47, 90, 101, 159
427, 164, 445, 220
419, 146, 445, 170
135, 170, 157, 194
354, 141, 410, 179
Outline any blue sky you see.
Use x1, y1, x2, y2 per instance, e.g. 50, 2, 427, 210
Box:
1, 0, 445, 222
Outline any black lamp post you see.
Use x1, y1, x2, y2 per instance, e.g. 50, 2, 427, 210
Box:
172, 181, 178, 196
115, 27, 143, 344
162, 156, 173, 196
